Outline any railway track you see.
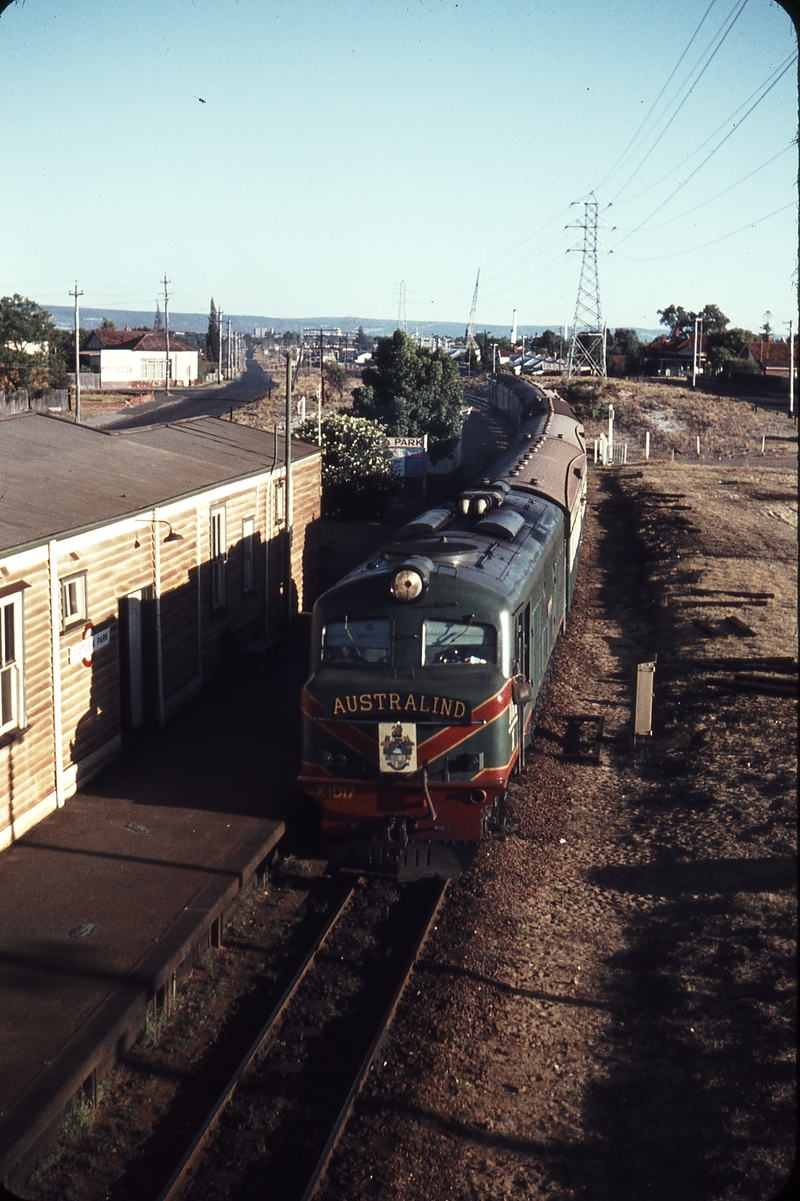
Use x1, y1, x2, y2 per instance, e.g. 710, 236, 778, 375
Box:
156, 875, 448, 1201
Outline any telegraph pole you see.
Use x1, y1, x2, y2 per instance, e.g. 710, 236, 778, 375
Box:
162, 274, 171, 393
692, 316, 702, 389
789, 319, 795, 418
284, 351, 294, 626
70, 281, 83, 422
319, 327, 325, 407
227, 317, 233, 379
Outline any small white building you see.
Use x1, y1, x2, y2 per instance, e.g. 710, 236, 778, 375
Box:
83, 328, 199, 389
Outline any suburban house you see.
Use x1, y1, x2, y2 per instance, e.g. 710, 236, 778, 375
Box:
742, 340, 792, 379
0, 413, 321, 850
642, 333, 707, 376
82, 327, 199, 388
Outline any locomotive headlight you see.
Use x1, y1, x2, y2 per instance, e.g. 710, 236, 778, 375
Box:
320, 751, 334, 768
391, 567, 425, 601
334, 753, 348, 768
388, 555, 432, 602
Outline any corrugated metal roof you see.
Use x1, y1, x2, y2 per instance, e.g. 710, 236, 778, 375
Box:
0, 413, 319, 556
85, 329, 196, 353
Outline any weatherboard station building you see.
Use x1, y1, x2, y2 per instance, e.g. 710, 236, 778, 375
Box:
0, 413, 321, 851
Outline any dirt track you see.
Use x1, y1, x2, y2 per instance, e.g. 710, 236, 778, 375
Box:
317, 445, 797, 1201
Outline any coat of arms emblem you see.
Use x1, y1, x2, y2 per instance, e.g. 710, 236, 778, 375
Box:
378, 722, 417, 773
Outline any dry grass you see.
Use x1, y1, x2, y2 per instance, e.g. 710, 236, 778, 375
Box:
552, 376, 796, 460
237, 348, 358, 434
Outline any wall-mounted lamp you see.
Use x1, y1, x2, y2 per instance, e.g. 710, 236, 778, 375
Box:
134, 520, 184, 549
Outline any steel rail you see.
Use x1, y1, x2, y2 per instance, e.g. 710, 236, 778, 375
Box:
155, 879, 357, 1201
299, 878, 448, 1201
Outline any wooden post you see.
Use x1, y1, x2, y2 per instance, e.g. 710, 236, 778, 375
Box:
631, 660, 656, 747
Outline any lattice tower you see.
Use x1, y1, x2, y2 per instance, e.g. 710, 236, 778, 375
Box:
396, 280, 407, 333
566, 193, 609, 378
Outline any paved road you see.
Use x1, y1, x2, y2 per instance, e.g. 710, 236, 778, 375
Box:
86, 353, 275, 430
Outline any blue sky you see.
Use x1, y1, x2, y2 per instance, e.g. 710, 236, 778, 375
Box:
1, 0, 796, 335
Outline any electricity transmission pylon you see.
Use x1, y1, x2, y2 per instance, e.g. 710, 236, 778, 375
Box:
566, 192, 613, 378
396, 280, 407, 333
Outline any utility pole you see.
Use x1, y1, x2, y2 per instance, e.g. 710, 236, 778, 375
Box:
69, 281, 83, 422
692, 316, 702, 388
228, 317, 233, 379
319, 327, 325, 407
788, 319, 795, 418
284, 351, 294, 626
162, 274, 171, 393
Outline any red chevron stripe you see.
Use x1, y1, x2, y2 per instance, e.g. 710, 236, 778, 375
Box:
301, 687, 324, 718
317, 720, 381, 762
417, 680, 513, 763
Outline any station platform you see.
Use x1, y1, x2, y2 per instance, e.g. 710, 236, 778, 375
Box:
0, 645, 304, 1191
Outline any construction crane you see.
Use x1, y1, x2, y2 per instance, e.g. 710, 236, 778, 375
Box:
465, 269, 481, 365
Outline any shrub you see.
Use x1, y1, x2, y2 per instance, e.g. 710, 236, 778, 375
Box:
296, 411, 401, 520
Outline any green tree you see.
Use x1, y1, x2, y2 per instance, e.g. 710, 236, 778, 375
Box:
206, 299, 220, 362
100, 316, 117, 330
295, 411, 401, 519
609, 328, 642, 375
530, 329, 562, 356
0, 294, 64, 394
350, 329, 463, 462
658, 303, 729, 338
322, 359, 348, 403
154, 302, 163, 332
355, 325, 372, 355
705, 327, 756, 375
698, 304, 729, 334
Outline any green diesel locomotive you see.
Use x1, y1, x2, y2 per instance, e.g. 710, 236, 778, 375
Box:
299, 378, 587, 880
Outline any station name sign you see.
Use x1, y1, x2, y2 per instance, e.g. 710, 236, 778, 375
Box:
69, 624, 111, 667
386, 436, 427, 449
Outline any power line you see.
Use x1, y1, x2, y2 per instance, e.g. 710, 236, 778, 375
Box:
618, 144, 794, 233
614, 54, 797, 248
612, 200, 795, 261
598, 0, 721, 192
609, 0, 750, 203
617, 51, 797, 207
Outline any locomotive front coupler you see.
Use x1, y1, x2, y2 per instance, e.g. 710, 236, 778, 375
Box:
381, 814, 417, 852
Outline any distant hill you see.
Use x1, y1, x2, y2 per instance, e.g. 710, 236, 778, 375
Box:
44, 305, 661, 344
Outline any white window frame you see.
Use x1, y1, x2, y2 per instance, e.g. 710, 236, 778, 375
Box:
210, 504, 227, 611
0, 592, 25, 736
242, 515, 255, 595
60, 572, 88, 631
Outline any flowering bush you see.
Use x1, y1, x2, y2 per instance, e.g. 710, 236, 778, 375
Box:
296, 411, 401, 520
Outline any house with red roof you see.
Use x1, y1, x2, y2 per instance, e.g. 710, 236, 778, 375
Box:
642, 332, 707, 376
83, 327, 199, 389
742, 340, 792, 378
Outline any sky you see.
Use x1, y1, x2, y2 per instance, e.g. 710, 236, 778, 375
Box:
0, 0, 796, 335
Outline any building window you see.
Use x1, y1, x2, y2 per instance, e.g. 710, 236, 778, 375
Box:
60, 572, 87, 631
210, 504, 226, 611
242, 516, 255, 594
0, 593, 24, 736
141, 358, 168, 381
